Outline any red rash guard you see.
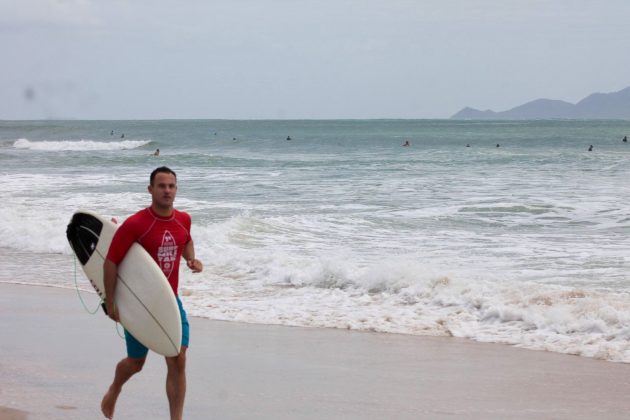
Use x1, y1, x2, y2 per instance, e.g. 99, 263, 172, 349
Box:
106, 207, 192, 295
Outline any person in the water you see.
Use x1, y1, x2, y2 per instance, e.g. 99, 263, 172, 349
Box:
588, 145, 593, 151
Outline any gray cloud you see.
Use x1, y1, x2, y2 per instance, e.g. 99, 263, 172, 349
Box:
2, 0, 630, 119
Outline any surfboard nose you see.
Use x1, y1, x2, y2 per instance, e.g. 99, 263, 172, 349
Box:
66, 212, 103, 265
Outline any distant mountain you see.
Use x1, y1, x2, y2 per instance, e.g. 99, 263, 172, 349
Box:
451, 87, 630, 120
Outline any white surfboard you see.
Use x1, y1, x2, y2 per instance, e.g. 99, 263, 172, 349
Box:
66, 210, 182, 357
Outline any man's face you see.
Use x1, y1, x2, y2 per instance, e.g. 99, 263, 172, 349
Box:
149, 172, 177, 209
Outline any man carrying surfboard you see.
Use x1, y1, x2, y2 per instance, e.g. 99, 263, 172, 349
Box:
101, 166, 203, 420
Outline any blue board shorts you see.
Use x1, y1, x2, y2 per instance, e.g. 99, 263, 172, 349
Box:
124, 296, 189, 359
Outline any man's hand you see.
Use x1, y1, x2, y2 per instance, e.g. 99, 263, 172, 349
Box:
187, 258, 203, 273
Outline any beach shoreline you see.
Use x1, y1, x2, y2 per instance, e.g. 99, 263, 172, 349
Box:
4, 119, 630, 369
2, 282, 630, 419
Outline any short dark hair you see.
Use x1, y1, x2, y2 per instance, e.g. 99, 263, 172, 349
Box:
150, 166, 177, 185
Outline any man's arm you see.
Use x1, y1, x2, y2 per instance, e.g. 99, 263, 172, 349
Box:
183, 240, 203, 273
103, 258, 120, 322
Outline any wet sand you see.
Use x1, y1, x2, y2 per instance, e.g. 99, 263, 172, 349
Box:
2, 282, 630, 419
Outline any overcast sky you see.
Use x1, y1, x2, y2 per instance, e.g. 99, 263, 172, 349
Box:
3, 0, 630, 120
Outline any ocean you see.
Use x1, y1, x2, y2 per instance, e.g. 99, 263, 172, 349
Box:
2, 119, 630, 362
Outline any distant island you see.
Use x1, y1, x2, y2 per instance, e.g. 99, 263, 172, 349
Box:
451, 86, 630, 120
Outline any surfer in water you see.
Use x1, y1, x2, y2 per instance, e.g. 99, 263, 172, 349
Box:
623, 136, 628, 143
101, 166, 203, 420
153, 148, 160, 156
402, 140, 410, 147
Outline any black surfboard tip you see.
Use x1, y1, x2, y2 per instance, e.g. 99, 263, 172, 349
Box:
66, 212, 103, 265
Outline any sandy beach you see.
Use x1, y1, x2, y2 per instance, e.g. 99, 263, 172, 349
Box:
2, 282, 630, 420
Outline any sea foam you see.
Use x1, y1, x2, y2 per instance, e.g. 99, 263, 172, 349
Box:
179, 248, 630, 363
13, 138, 151, 151
4, 119, 630, 364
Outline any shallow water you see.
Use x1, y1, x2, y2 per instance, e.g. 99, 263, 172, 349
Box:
2, 119, 630, 361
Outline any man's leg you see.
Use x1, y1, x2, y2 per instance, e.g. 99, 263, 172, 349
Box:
166, 297, 189, 420
101, 356, 146, 419
102, 329, 149, 418
165, 346, 187, 420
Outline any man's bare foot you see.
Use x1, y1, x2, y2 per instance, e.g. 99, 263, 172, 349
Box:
101, 385, 121, 419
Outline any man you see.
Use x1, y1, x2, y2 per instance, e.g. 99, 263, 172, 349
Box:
101, 166, 203, 419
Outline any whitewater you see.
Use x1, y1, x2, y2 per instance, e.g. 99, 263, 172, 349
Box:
2, 119, 630, 362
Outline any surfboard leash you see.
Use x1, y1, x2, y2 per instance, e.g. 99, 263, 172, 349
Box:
72, 253, 103, 315
115, 322, 126, 339
71, 251, 125, 340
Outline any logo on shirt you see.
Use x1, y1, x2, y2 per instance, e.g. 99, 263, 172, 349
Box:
157, 230, 178, 278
